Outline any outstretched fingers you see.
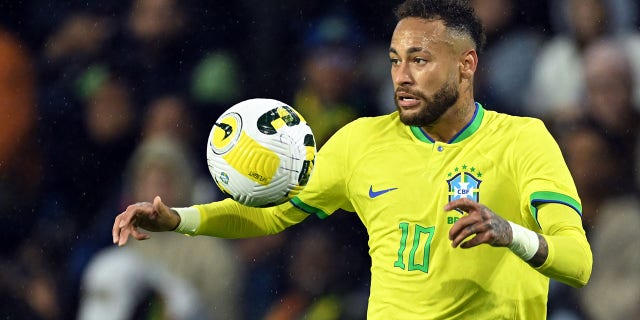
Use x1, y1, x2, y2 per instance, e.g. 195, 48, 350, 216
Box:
112, 202, 153, 246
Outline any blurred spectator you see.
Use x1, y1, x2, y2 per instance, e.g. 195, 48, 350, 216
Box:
35, 8, 121, 241
235, 0, 304, 98
78, 136, 240, 319
556, 46, 638, 224
110, 0, 200, 108
42, 12, 114, 70
569, 41, 640, 318
292, 14, 371, 147
579, 190, 640, 319
548, 0, 639, 38
140, 94, 223, 203
525, 0, 640, 119
580, 39, 639, 187
553, 38, 639, 192
236, 215, 370, 320
78, 245, 204, 320
124, 136, 240, 319
189, 50, 243, 114
141, 94, 196, 148
263, 226, 368, 320
472, 0, 544, 115
84, 77, 138, 145
0, 26, 40, 251
293, 45, 362, 146
233, 232, 288, 319
0, 27, 59, 320
41, 74, 139, 231
110, 0, 247, 136
526, 0, 608, 118
36, 10, 117, 124
36, 73, 141, 316
0, 241, 61, 320
557, 124, 623, 234
581, 39, 639, 128
360, 39, 396, 115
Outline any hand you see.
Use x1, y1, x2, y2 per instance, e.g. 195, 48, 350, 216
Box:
445, 198, 512, 249
112, 196, 180, 246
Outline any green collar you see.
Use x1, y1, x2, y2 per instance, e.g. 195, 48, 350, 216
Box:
410, 102, 485, 144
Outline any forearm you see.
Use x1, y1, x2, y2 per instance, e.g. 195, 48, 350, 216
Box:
174, 198, 308, 238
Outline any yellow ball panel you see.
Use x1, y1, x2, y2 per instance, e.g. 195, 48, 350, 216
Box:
211, 114, 240, 151
222, 130, 280, 186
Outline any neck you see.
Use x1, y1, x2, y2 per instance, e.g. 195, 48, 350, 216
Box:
421, 97, 476, 142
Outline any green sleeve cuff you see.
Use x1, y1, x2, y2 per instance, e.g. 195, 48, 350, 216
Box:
529, 191, 582, 226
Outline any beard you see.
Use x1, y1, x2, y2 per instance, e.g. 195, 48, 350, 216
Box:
395, 79, 459, 127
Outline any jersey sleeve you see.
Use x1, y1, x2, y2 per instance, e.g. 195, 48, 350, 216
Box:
511, 119, 582, 228
510, 119, 592, 287
188, 199, 309, 238
535, 203, 592, 287
290, 119, 357, 218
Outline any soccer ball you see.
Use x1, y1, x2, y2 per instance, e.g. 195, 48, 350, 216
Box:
206, 98, 316, 207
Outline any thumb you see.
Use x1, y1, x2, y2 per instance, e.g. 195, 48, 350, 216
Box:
152, 195, 180, 231
153, 195, 164, 211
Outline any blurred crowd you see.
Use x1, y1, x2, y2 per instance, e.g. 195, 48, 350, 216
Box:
0, 0, 638, 319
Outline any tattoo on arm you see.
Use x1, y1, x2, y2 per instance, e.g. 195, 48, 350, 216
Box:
527, 234, 548, 267
490, 213, 513, 247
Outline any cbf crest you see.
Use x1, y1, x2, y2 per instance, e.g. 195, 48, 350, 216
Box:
447, 164, 482, 211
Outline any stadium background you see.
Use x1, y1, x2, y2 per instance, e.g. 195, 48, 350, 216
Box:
1, 0, 639, 319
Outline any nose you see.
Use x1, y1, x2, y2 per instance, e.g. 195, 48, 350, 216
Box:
393, 61, 414, 87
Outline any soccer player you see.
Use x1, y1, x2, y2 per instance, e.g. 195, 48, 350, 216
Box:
112, 0, 592, 318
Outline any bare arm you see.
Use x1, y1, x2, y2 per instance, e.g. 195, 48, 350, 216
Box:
112, 196, 309, 246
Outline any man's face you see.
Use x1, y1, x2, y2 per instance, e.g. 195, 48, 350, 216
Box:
390, 18, 461, 127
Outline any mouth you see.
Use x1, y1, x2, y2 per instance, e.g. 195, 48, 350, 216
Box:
396, 91, 421, 108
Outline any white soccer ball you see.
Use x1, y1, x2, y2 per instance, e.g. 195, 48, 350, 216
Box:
206, 98, 316, 207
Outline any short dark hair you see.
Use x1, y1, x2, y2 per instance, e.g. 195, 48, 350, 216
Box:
394, 0, 486, 54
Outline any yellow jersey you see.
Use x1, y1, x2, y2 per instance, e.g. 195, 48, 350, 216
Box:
290, 103, 583, 319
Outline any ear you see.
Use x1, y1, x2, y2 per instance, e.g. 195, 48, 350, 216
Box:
459, 49, 478, 80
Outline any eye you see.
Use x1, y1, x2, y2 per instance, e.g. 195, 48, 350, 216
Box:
413, 57, 427, 64
389, 58, 400, 66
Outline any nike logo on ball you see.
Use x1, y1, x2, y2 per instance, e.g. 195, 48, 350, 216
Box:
369, 185, 398, 198
214, 122, 234, 140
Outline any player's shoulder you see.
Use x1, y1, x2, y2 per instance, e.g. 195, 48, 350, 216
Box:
345, 111, 399, 127
319, 112, 406, 155
335, 111, 403, 138
482, 109, 550, 137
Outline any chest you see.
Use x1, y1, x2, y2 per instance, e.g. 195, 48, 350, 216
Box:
347, 142, 521, 228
